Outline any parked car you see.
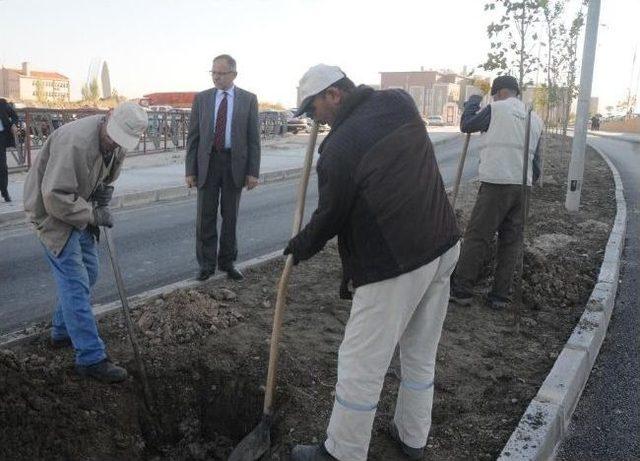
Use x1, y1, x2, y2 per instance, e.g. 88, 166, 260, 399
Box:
425, 115, 445, 126
286, 111, 310, 134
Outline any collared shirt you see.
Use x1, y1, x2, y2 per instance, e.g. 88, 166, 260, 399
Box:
214, 85, 234, 149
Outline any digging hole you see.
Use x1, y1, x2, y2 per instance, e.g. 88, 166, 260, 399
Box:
136, 365, 266, 459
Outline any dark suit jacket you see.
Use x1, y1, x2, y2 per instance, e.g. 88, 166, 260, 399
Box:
185, 86, 261, 188
0, 103, 18, 148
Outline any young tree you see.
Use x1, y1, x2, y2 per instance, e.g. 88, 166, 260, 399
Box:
482, 0, 543, 90
560, 7, 586, 154
540, 0, 565, 127
34, 80, 47, 105
80, 78, 100, 106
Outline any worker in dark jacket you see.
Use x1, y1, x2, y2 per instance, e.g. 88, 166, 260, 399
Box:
0, 98, 19, 202
285, 64, 461, 461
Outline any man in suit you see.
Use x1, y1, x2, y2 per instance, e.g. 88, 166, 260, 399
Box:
186, 54, 260, 281
0, 98, 19, 202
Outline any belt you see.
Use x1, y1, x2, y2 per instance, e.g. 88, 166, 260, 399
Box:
212, 148, 232, 154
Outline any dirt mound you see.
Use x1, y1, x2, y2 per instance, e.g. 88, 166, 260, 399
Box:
134, 288, 243, 345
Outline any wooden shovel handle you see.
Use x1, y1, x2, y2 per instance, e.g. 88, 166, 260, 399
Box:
451, 133, 471, 209
264, 123, 320, 413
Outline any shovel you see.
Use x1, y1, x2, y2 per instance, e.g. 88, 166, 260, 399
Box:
513, 106, 533, 332
103, 226, 155, 413
451, 133, 471, 208
229, 122, 320, 461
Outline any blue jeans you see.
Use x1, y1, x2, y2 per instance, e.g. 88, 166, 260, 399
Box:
44, 228, 106, 366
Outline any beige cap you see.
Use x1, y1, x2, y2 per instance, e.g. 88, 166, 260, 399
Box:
295, 64, 346, 117
107, 102, 148, 150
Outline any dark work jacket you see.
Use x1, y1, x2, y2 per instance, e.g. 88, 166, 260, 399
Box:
287, 86, 460, 294
0, 103, 18, 148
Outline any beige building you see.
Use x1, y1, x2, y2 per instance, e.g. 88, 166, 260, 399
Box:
0, 62, 70, 103
522, 85, 600, 124
379, 68, 487, 123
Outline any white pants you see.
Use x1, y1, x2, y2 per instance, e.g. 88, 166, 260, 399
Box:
325, 243, 460, 461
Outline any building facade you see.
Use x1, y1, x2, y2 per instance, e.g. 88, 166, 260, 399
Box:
379, 69, 485, 123
0, 62, 70, 103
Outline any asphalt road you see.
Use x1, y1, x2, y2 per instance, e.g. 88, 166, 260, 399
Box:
557, 136, 640, 460
0, 133, 481, 336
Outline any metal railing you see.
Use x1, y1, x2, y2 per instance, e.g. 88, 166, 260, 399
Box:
259, 111, 288, 140
7, 107, 288, 172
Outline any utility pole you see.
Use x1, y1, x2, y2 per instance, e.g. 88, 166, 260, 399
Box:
565, 0, 601, 212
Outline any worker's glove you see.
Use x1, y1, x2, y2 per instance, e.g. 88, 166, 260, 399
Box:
464, 94, 483, 108
88, 224, 101, 242
339, 277, 353, 300
93, 206, 113, 228
283, 241, 300, 265
93, 184, 115, 207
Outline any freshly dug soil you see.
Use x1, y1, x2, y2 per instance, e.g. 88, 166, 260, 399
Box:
0, 137, 615, 460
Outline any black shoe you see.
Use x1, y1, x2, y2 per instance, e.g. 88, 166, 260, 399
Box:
389, 422, 425, 460
487, 294, 509, 310
291, 444, 336, 461
450, 288, 473, 306
1, 192, 10, 203
220, 264, 244, 281
76, 359, 128, 383
49, 336, 73, 349
196, 268, 214, 281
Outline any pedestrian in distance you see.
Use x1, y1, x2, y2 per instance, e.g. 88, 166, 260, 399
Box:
23, 102, 148, 383
449, 75, 544, 310
186, 54, 261, 282
284, 64, 461, 461
0, 98, 19, 202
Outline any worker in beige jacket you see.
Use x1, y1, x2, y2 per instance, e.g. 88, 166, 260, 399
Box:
24, 102, 148, 383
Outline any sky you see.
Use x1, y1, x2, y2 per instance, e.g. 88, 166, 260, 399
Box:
0, 0, 638, 113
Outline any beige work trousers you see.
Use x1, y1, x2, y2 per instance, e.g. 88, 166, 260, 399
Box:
325, 243, 460, 461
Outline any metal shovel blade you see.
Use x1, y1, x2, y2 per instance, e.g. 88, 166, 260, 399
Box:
228, 415, 271, 461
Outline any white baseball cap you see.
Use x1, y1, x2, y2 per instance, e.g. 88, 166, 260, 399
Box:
295, 64, 346, 117
107, 102, 149, 150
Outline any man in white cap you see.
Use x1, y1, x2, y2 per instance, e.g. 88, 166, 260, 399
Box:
284, 65, 461, 460
24, 101, 148, 383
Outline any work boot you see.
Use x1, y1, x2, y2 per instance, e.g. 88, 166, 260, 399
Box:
388, 422, 425, 460
488, 294, 509, 310
49, 336, 73, 349
290, 443, 336, 461
449, 288, 473, 306
76, 359, 128, 383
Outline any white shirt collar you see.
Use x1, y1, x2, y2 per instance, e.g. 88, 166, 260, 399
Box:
216, 85, 235, 98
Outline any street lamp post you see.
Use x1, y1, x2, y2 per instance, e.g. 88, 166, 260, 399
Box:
565, 0, 601, 212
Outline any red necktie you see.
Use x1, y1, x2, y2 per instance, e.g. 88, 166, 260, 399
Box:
214, 91, 228, 152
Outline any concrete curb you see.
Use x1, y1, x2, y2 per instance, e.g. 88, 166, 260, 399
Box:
0, 166, 311, 227
498, 145, 627, 460
0, 249, 283, 348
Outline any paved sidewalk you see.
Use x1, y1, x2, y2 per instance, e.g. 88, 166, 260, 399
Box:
1, 130, 458, 224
